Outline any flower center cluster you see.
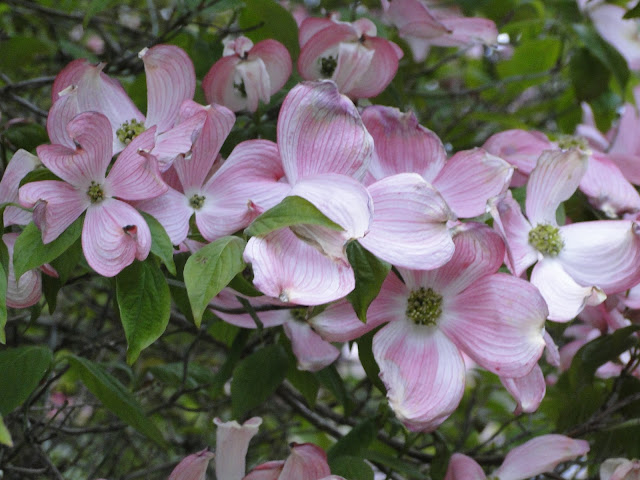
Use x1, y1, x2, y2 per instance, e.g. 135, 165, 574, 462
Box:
189, 194, 206, 210
406, 287, 443, 326
528, 224, 564, 256
557, 135, 588, 151
87, 181, 105, 204
234, 80, 247, 98
320, 55, 337, 77
116, 119, 146, 145
290, 308, 308, 322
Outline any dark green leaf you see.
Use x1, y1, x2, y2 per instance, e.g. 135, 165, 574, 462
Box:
570, 48, 610, 101
364, 449, 425, 478
328, 419, 377, 460
0, 239, 8, 344
116, 259, 171, 364
13, 217, 83, 279
66, 355, 165, 445
83, 0, 117, 26
346, 242, 390, 322
148, 362, 216, 389
329, 456, 374, 480
624, 1, 640, 18
282, 334, 319, 407
228, 270, 263, 297
184, 236, 246, 326
0, 346, 52, 415
140, 212, 176, 276
245, 196, 344, 237
42, 274, 61, 313
0, 414, 12, 447
210, 329, 249, 395
50, 238, 84, 284
238, 0, 300, 60
316, 365, 352, 415
19, 168, 63, 187
231, 344, 289, 418
357, 328, 385, 393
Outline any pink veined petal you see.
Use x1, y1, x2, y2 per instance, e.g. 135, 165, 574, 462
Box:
278, 443, 332, 480
611, 99, 640, 156
298, 17, 336, 48
427, 16, 498, 47
487, 192, 537, 276
134, 187, 192, 245
37, 112, 113, 188
500, 364, 546, 415
385, 0, 449, 39
347, 36, 403, 99
433, 148, 513, 218
360, 173, 455, 270
442, 273, 547, 378
608, 152, 640, 185
236, 57, 272, 113
243, 229, 355, 305
361, 105, 446, 183
558, 220, 640, 293
278, 81, 373, 183
82, 199, 152, 277
531, 258, 606, 322
400, 222, 505, 297
106, 128, 168, 201
168, 449, 214, 480
493, 434, 590, 480
152, 108, 209, 171
250, 39, 292, 95
373, 320, 466, 432
332, 41, 375, 96
3, 233, 42, 309
214, 417, 262, 480
311, 272, 407, 342
526, 149, 588, 225
243, 461, 285, 480
140, 44, 196, 133
577, 102, 610, 152
544, 329, 561, 367
1, 149, 40, 226
51, 59, 88, 101
444, 453, 486, 480
47, 85, 80, 149
590, 4, 640, 70
482, 129, 552, 178
297, 23, 358, 81
19, 180, 89, 244
203, 56, 248, 112
579, 151, 640, 217
283, 319, 340, 372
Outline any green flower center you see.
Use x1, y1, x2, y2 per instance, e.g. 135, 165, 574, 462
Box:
290, 308, 308, 322
556, 135, 588, 151
234, 80, 247, 98
189, 194, 206, 210
529, 224, 564, 256
87, 181, 105, 204
116, 119, 146, 145
406, 287, 443, 327
320, 55, 338, 78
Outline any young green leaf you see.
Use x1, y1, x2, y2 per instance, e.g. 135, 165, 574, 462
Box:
329, 456, 374, 480
346, 242, 391, 323
328, 419, 377, 460
0, 414, 12, 447
184, 236, 246, 327
316, 365, 352, 415
0, 346, 52, 415
140, 212, 176, 276
116, 259, 171, 365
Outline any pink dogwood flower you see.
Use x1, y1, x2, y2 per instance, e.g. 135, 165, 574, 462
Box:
203, 36, 292, 113
297, 15, 403, 98
444, 434, 589, 480
0, 149, 40, 226
48, 44, 199, 169
19, 112, 167, 277
3, 233, 43, 309
168, 449, 215, 480
601, 458, 640, 480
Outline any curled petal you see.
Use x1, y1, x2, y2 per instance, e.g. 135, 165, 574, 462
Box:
1, 149, 40, 226
278, 81, 373, 183
346, 36, 403, 99
427, 16, 498, 47
500, 364, 546, 415
82, 199, 151, 277
385, 0, 449, 39
283, 320, 340, 372
297, 22, 358, 81
214, 417, 262, 480
152, 109, 208, 170
3, 233, 42, 309
203, 56, 247, 112
600, 458, 640, 480
236, 57, 271, 113
482, 129, 552, 179
250, 39, 292, 95
332, 41, 375, 95
244, 461, 285, 480
168, 449, 214, 480
47, 85, 80, 149
278, 443, 332, 480
444, 454, 486, 480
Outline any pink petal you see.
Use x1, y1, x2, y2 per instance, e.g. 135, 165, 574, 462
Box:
243, 229, 354, 305
500, 364, 546, 414
140, 45, 196, 133
493, 435, 590, 480
590, 4, 640, 70
427, 16, 498, 47
278, 81, 373, 183
134, 187, 192, 245
359, 173, 455, 269
3, 233, 42, 309
51, 59, 87, 101
214, 417, 262, 480
531, 259, 606, 322
608, 152, 640, 185
278, 443, 332, 480
168, 449, 214, 480
385, 0, 449, 39
298, 17, 336, 49
433, 148, 513, 218
526, 149, 588, 225
202, 56, 247, 112
611, 99, 640, 157
361, 105, 446, 183
82, 199, 151, 277
236, 57, 272, 113
332, 41, 375, 96
373, 320, 466, 432
346, 36, 403, 99
152, 108, 209, 170
1, 149, 40, 226
283, 319, 340, 372
601, 459, 640, 480
244, 461, 285, 480
576, 102, 610, 152
46, 85, 80, 149
444, 454, 486, 480
442, 273, 547, 378
559, 220, 640, 294
106, 128, 168, 201
37, 112, 112, 188
250, 39, 292, 96
297, 23, 358, 81
19, 180, 89, 243
482, 129, 552, 179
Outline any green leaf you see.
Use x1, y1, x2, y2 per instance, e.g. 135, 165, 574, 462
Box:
13, 217, 83, 279
283, 335, 319, 407
357, 328, 385, 393
148, 362, 216, 389
83, 0, 116, 26
328, 419, 377, 460
316, 365, 352, 415
364, 449, 425, 478
140, 212, 176, 276
50, 237, 84, 284
0, 346, 52, 415
231, 344, 289, 418
210, 329, 249, 395
0, 414, 12, 447
570, 48, 610, 101
228, 271, 264, 297
238, 0, 300, 61
66, 355, 165, 445
116, 260, 171, 364
496, 38, 561, 95
245, 196, 344, 237
2, 123, 49, 153
329, 456, 374, 480
624, 1, 640, 18
0, 239, 8, 344
184, 236, 247, 327
0, 37, 54, 71
19, 168, 62, 187
346, 243, 391, 322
